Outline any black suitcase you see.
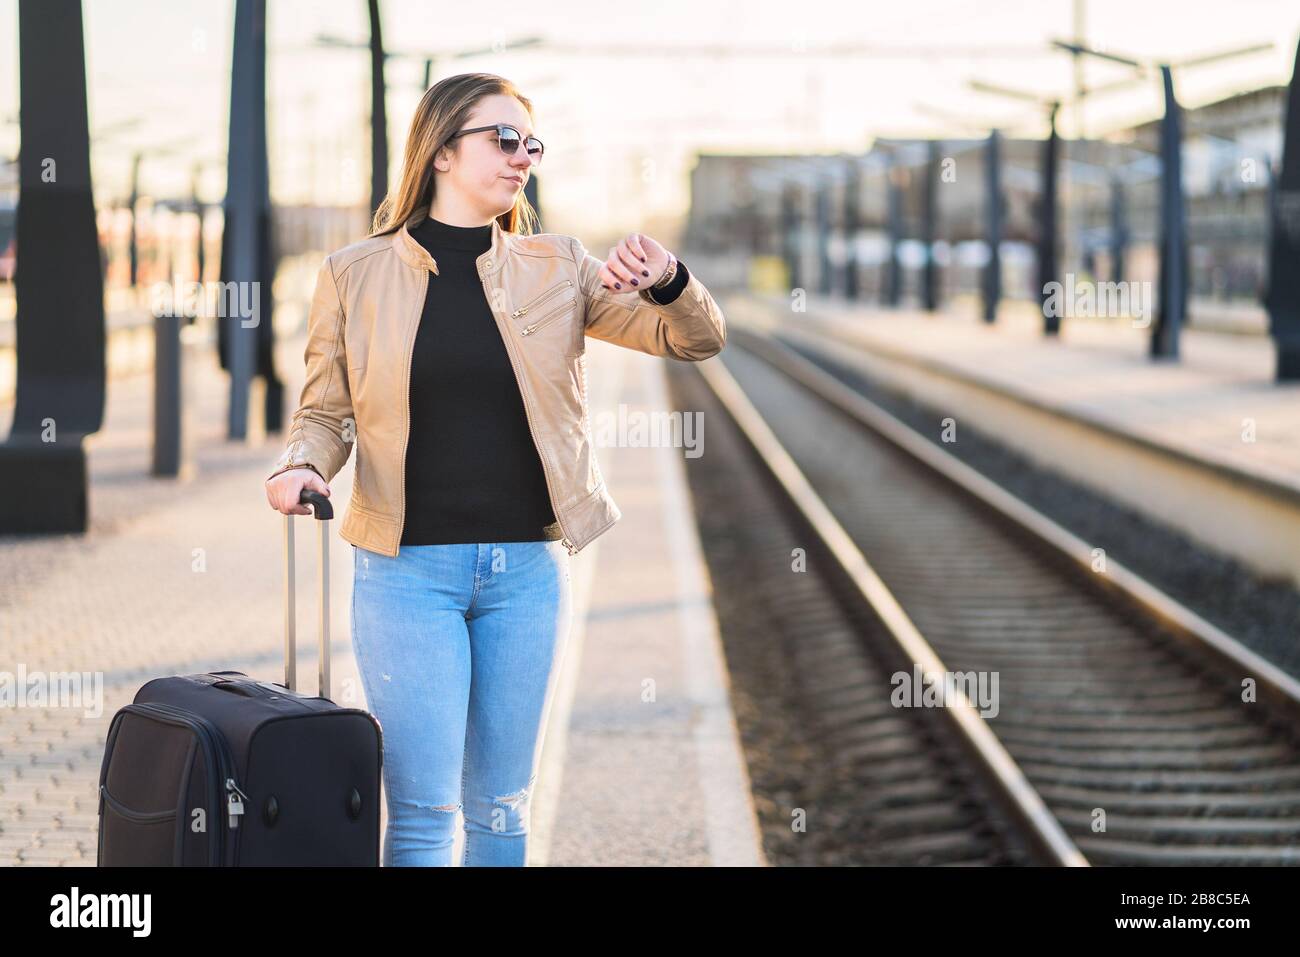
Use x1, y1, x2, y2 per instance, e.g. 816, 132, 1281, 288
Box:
97, 489, 384, 866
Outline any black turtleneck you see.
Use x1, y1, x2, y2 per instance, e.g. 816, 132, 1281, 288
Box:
399, 215, 691, 546
400, 215, 561, 545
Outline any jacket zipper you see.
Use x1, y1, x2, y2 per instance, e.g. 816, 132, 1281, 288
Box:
520, 295, 575, 336
483, 272, 579, 555
511, 279, 573, 322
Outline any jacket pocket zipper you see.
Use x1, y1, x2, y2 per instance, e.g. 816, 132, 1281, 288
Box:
520, 297, 575, 336
511, 279, 573, 322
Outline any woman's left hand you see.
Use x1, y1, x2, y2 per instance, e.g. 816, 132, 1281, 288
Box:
597, 233, 672, 292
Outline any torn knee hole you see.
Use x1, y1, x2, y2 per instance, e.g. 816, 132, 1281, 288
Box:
492, 786, 532, 809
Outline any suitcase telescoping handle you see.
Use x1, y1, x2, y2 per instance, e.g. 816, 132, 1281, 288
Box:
283, 488, 334, 699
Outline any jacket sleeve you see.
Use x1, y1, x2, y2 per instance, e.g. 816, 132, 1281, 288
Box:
569, 236, 726, 361
265, 255, 355, 483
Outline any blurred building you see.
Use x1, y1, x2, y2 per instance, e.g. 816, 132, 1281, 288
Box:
684, 84, 1288, 323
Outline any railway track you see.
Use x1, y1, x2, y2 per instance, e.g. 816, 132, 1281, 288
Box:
670, 325, 1300, 866
665, 355, 1039, 866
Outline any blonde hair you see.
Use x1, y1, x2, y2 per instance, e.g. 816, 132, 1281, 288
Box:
368, 72, 541, 237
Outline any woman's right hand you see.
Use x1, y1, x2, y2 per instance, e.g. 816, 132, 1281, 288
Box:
265, 467, 332, 516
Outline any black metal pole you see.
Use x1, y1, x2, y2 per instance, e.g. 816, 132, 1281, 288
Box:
843, 158, 860, 302
1039, 105, 1060, 334
922, 140, 939, 311
1151, 64, 1185, 359
1, 0, 106, 534
1265, 37, 1300, 380
128, 153, 141, 288
781, 182, 802, 293
982, 129, 1002, 323
219, 0, 266, 440
1109, 173, 1127, 282
192, 163, 205, 286
524, 175, 541, 227
885, 161, 903, 307
815, 177, 832, 296
368, 0, 388, 223
152, 311, 192, 478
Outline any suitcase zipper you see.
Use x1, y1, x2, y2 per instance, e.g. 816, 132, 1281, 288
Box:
125, 701, 245, 865
226, 778, 248, 831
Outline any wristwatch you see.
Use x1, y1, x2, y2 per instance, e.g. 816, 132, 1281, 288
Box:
651, 252, 678, 290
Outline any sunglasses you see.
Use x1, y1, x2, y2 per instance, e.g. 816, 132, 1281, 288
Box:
447, 123, 544, 165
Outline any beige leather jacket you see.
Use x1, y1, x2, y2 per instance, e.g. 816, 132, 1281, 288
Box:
266, 208, 726, 557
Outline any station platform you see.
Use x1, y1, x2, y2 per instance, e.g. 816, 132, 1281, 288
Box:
0, 318, 764, 866
724, 291, 1300, 590
530, 340, 765, 866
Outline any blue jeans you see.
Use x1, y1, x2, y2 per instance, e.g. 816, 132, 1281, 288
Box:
349, 540, 573, 866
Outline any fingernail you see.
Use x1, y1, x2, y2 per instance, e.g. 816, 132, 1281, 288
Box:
639, 256, 646, 262
614, 282, 621, 289
641, 270, 649, 277
631, 278, 639, 285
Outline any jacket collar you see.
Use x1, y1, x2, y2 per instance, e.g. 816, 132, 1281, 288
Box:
391, 207, 511, 279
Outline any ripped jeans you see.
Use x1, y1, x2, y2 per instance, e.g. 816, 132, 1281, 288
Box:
349, 540, 572, 866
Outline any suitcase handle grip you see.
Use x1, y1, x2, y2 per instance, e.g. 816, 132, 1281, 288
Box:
211, 680, 261, 698
284, 492, 331, 699
298, 488, 333, 520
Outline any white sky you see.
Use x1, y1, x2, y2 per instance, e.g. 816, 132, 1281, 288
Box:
1, 0, 1297, 237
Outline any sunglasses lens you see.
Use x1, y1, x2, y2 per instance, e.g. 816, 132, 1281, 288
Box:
497, 127, 522, 154
494, 126, 542, 165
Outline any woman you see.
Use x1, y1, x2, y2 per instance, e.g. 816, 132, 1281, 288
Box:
264, 72, 726, 866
